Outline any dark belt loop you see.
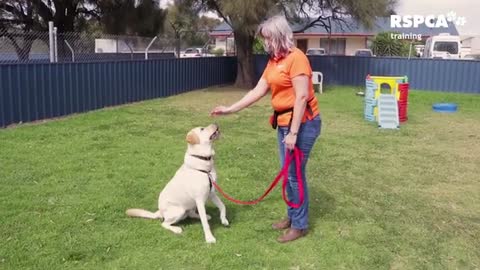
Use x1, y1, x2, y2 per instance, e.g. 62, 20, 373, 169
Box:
271, 111, 279, 129
287, 120, 292, 133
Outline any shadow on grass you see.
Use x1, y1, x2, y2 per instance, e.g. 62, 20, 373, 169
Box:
203, 188, 336, 233
309, 189, 336, 231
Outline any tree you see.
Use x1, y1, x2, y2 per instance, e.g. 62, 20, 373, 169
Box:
253, 37, 267, 54
164, 1, 221, 56
0, 0, 99, 61
164, 1, 197, 56
101, 0, 166, 37
0, 0, 99, 33
182, 0, 397, 88
371, 32, 410, 57
0, 0, 167, 61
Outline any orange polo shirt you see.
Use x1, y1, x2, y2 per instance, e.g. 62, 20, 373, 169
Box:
261, 47, 319, 127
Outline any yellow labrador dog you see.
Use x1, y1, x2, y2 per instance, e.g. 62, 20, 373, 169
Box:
126, 124, 229, 243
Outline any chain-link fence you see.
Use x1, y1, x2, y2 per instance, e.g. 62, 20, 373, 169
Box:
56, 32, 178, 62
0, 29, 50, 63
0, 28, 234, 64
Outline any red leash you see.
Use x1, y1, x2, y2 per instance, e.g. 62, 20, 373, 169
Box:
212, 147, 305, 208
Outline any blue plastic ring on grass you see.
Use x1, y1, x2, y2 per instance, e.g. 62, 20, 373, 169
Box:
432, 103, 458, 113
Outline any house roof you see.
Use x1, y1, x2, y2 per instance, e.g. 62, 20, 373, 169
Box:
210, 17, 459, 37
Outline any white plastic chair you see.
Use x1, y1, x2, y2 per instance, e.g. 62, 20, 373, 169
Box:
312, 71, 323, 94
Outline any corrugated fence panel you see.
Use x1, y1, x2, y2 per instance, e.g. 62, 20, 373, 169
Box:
255, 55, 480, 94
4, 55, 478, 128
0, 57, 237, 127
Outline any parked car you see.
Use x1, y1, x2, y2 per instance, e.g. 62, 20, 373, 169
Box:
306, 48, 326, 56
354, 49, 375, 57
180, 48, 214, 58
414, 45, 425, 57
423, 33, 461, 59
463, 54, 480, 60
180, 48, 203, 58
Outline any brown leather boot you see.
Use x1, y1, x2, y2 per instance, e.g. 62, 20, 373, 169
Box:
277, 228, 307, 243
272, 218, 291, 230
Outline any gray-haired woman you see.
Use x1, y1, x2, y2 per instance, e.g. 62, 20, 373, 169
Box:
211, 15, 321, 243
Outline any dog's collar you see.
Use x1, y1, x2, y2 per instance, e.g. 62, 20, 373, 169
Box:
190, 154, 212, 161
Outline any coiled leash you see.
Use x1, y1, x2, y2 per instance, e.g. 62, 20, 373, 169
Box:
212, 147, 305, 208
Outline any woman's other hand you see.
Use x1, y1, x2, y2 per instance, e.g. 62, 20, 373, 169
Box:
283, 132, 297, 150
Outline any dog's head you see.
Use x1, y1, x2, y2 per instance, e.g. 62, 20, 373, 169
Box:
186, 124, 220, 145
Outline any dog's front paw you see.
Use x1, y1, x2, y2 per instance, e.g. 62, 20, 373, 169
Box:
221, 218, 230, 227
171, 227, 183, 234
205, 235, 216, 244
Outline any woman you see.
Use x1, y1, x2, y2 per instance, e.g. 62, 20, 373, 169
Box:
210, 15, 321, 243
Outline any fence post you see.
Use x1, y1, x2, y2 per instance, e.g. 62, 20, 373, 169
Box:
408, 41, 413, 60
145, 36, 158, 60
49, 22, 55, 63
53, 27, 58, 62
65, 40, 75, 62
124, 41, 134, 60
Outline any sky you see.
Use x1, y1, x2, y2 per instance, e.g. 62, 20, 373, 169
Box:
159, 0, 479, 35
396, 0, 480, 35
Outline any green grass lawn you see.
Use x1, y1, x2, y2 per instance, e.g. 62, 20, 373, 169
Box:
1, 86, 479, 270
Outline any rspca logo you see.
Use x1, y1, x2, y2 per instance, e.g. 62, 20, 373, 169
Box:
390, 11, 467, 28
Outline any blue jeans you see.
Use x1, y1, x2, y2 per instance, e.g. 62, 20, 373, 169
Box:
277, 115, 321, 230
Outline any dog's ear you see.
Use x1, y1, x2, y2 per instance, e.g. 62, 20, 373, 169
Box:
186, 130, 200, 145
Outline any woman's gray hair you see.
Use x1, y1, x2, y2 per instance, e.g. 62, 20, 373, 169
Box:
257, 15, 294, 58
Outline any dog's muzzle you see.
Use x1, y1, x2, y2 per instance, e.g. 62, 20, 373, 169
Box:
210, 128, 220, 140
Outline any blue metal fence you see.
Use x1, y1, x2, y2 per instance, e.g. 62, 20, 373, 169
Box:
0, 57, 237, 127
255, 55, 480, 94
2, 54, 479, 128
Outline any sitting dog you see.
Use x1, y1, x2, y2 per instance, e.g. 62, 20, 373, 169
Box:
126, 124, 229, 243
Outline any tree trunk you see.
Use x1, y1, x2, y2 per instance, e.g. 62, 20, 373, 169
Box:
233, 29, 255, 89
9, 35, 34, 62
175, 33, 181, 58
17, 41, 34, 62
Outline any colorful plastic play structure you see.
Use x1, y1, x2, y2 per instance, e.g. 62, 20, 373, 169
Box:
364, 75, 409, 129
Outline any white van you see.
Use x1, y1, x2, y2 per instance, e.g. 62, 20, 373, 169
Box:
423, 33, 461, 59
306, 48, 326, 56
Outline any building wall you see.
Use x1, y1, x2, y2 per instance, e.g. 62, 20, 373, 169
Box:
461, 36, 480, 54
307, 38, 320, 48
214, 37, 235, 55
294, 36, 320, 49
215, 37, 226, 51
294, 36, 368, 55
345, 37, 367, 55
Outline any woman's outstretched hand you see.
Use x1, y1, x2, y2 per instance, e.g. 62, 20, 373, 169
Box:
210, 106, 232, 117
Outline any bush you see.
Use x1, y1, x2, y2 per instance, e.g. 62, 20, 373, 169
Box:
210, 48, 225, 56
371, 32, 411, 57
253, 37, 267, 54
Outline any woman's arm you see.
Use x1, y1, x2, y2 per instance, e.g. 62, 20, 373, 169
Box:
228, 79, 269, 113
283, 75, 309, 150
211, 79, 269, 115
289, 75, 310, 134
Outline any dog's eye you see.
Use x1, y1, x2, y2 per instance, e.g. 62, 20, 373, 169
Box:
200, 128, 204, 131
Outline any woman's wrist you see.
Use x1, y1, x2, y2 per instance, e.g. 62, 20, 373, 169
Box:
226, 105, 236, 114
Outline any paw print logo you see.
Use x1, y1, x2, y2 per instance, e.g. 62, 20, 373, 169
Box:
446, 11, 457, 22
455, 17, 467, 26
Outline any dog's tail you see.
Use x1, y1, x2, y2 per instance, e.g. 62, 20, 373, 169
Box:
126, 208, 162, 219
